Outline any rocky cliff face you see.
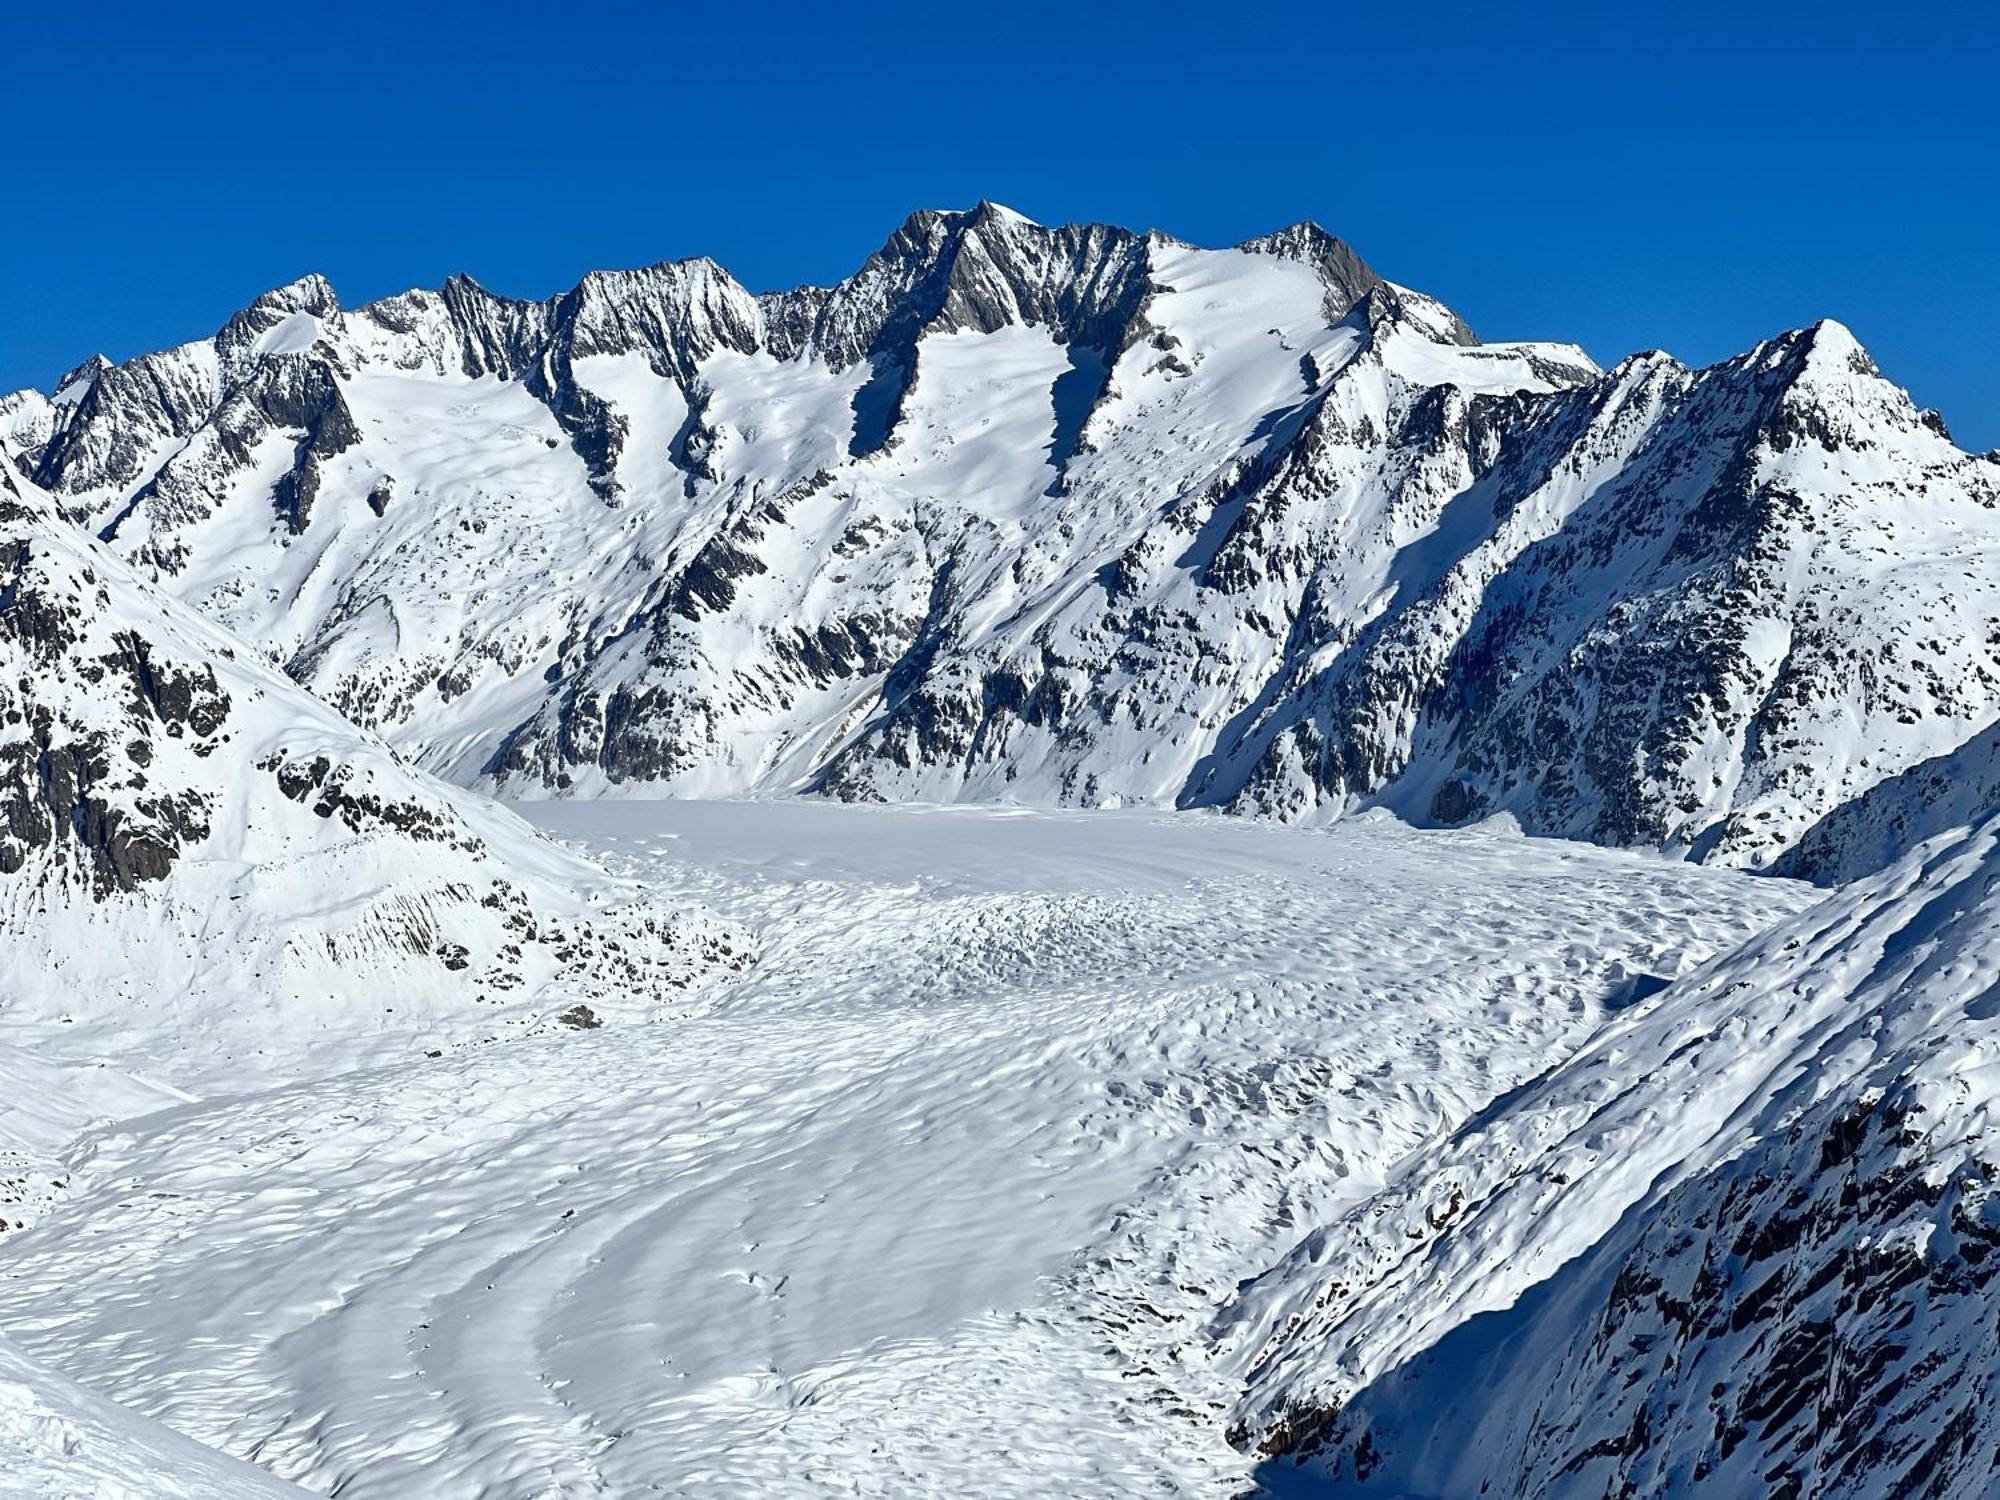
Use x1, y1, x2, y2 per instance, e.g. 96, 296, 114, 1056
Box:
1226, 810, 2000, 1499
8, 206, 1996, 871
0, 464, 740, 1089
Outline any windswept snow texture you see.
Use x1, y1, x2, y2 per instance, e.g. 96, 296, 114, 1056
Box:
0, 802, 1809, 1497
10, 205, 1994, 870
1230, 812, 2000, 1500
0, 1335, 303, 1499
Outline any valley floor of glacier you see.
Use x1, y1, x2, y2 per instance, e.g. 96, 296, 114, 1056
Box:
0, 802, 1822, 1498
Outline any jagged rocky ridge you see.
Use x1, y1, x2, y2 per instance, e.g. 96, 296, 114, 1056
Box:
5, 204, 1997, 870
1223, 809, 2000, 1499
0, 462, 742, 1090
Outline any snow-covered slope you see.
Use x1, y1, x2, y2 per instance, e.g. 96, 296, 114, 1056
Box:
13, 207, 1989, 868
1777, 719, 2000, 885
0, 1333, 304, 1498
0, 801, 1809, 1498
0, 461, 741, 1099
1228, 810, 2000, 1499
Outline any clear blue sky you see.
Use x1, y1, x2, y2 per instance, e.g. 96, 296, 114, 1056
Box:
7, 1, 1996, 446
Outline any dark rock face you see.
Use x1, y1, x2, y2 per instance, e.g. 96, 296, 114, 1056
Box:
0, 479, 228, 893
29, 345, 216, 509
764, 204, 1168, 457
0, 732, 207, 893
1263, 1075, 2000, 1500
1523, 1092, 2000, 1500
763, 204, 1169, 366
1259, 1092, 2000, 1499
1239, 221, 1405, 335
258, 361, 362, 535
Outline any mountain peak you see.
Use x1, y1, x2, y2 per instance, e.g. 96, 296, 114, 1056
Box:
1798, 315, 1875, 372
1235, 220, 1361, 261
1237, 222, 1387, 328
248, 273, 340, 318
576, 254, 737, 290
967, 199, 1037, 228
53, 353, 113, 396
1752, 316, 1876, 379
879, 202, 1044, 256
210, 275, 340, 366
1238, 218, 1331, 248
907, 200, 1038, 227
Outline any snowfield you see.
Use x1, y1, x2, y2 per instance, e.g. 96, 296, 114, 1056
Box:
0, 1333, 299, 1499
0, 801, 1811, 1497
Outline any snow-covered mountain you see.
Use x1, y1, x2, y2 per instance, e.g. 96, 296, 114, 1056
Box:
11, 205, 1994, 868
18, 198, 2000, 1500
1227, 809, 2000, 1498
0, 460, 741, 1102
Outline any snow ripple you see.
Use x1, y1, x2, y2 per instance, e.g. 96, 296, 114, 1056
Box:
0, 804, 1814, 1496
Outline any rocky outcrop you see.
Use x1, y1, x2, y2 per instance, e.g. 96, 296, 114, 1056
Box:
0, 474, 229, 892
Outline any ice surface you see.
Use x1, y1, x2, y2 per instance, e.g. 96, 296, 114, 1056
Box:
0, 801, 1809, 1497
